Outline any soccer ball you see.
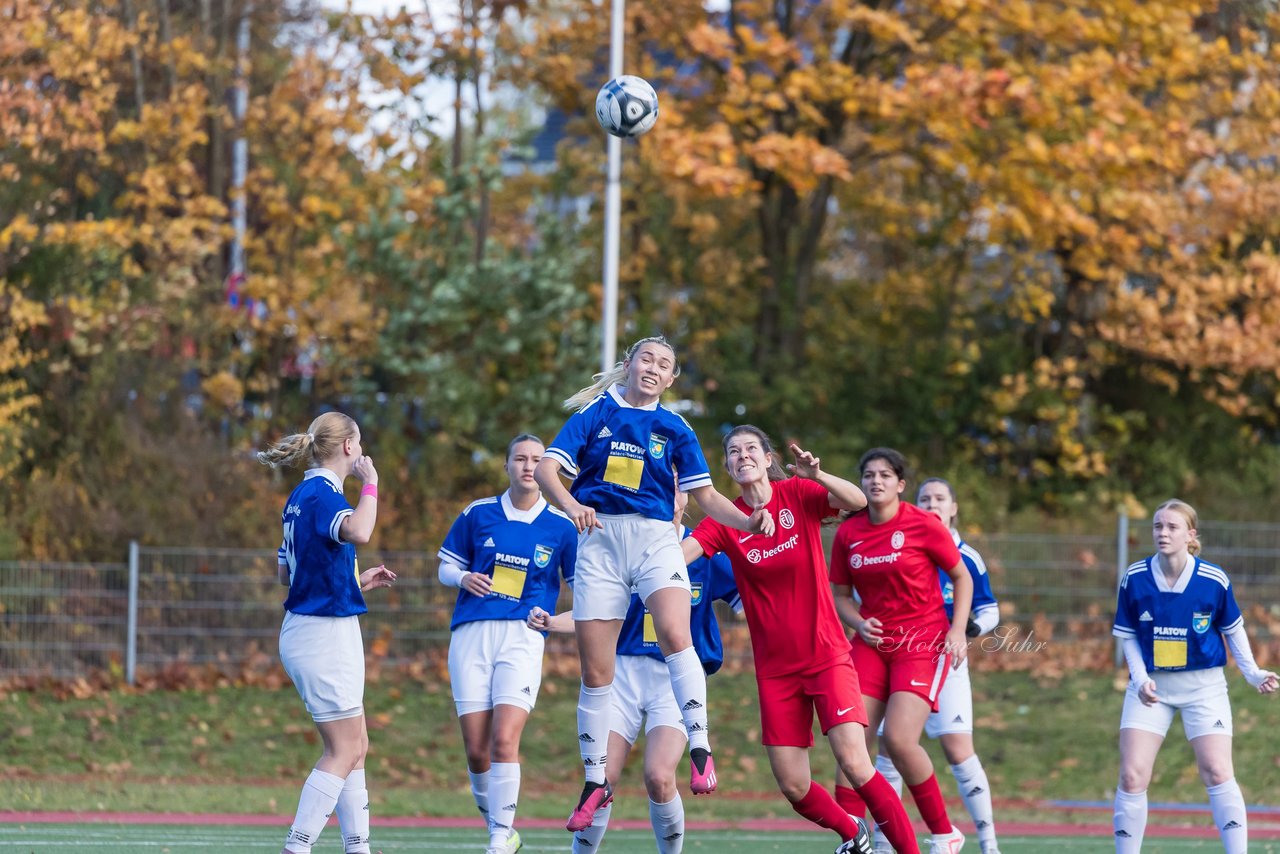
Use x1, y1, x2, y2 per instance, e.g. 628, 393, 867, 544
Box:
595, 75, 659, 138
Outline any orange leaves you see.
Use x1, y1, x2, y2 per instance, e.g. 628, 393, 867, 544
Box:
745, 134, 852, 195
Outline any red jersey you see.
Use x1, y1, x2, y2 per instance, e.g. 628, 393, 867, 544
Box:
829, 502, 961, 635
691, 477, 850, 677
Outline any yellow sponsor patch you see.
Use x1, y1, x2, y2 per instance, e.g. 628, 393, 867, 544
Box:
1153, 638, 1187, 669
492, 563, 528, 600
604, 454, 644, 490
643, 611, 657, 644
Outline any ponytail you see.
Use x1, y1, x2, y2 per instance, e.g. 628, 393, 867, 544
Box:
257, 412, 357, 470
563, 335, 680, 412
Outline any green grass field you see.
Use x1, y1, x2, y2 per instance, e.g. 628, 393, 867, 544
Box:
0, 824, 1274, 853
1, 666, 1278, 852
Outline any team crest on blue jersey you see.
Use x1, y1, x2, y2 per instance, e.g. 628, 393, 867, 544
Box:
1192, 611, 1212, 634
942, 581, 954, 605
533, 544, 553, 569
690, 583, 703, 606
648, 432, 669, 460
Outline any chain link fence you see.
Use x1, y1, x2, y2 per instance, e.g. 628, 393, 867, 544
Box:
2, 517, 1277, 681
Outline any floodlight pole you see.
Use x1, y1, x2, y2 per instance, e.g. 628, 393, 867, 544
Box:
600, 0, 624, 373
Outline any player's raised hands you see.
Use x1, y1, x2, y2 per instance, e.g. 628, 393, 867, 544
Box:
786, 443, 822, 479
353, 454, 379, 485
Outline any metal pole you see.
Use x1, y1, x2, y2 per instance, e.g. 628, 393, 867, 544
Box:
600, 0, 624, 373
127, 541, 139, 686
1114, 512, 1129, 666
229, 2, 251, 281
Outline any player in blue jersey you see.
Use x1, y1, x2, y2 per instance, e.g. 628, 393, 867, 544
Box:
532, 488, 742, 854
534, 336, 775, 832
869, 478, 1003, 854
1112, 499, 1278, 854
257, 412, 397, 854
437, 434, 578, 854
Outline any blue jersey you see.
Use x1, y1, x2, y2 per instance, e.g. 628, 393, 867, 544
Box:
939, 535, 999, 623
545, 384, 713, 521
438, 492, 578, 631
615, 530, 740, 674
277, 469, 365, 617
1113, 556, 1244, 672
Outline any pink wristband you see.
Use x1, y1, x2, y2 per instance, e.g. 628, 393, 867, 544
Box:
361, 484, 378, 499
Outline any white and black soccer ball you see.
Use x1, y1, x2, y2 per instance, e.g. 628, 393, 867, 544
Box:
595, 75, 659, 138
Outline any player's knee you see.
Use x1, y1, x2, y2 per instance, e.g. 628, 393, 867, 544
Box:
490, 732, 521, 763
776, 778, 810, 802
1199, 762, 1234, 788
1118, 766, 1152, 792
644, 771, 677, 802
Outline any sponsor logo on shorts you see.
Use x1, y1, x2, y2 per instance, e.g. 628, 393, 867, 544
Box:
522, 686, 532, 695
837, 706, 855, 716
910, 679, 927, 687
670, 572, 684, 582
952, 715, 964, 723
1214, 719, 1225, 728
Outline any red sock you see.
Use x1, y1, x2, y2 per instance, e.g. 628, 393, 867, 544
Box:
791, 781, 861, 841
835, 784, 866, 818
907, 774, 953, 834
858, 771, 920, 854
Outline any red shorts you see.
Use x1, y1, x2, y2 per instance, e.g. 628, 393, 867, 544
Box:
851, 627, 951, 711
755, 654, 868, 747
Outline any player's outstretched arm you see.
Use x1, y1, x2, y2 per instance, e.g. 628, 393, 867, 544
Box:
688, 484, 775, 536
681, 536, 705, 567
786, 443, 866, 511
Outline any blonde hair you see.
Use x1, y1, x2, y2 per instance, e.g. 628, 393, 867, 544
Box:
563, 336, 680, 411
1154, 499, 1202, 556
256, 412, 358, 469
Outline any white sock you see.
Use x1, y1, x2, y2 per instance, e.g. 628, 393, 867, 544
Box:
951, 755, 997, 849
488, 762, 521, 844
335, 768, 371, 854
284, 768, 345, 854
871, 752, 902, 849
664, 647, 710, 752
1207, 779, 1248, 854
572, 801, 612, 852
469, 769, 491, 830
1113, 788, 1147, 854
650, 794, 686, 853
578, 683, 612, 784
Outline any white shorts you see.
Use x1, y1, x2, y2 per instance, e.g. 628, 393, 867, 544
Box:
448, 619, 546, 716
280, 612, 365, 723
609, 654, 685, 745
925, 658, 973, 738
1120, 672, 1233, 740
571, 515, 691, 622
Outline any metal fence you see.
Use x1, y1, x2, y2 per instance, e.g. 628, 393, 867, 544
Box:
1, 517, 1277, 682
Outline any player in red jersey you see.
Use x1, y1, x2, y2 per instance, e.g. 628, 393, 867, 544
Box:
829, 447, 973, 854
683, 426, 920, 854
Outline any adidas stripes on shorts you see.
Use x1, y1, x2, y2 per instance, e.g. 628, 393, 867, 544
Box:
448, 619, 546, 716
571, 514, 691, 622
